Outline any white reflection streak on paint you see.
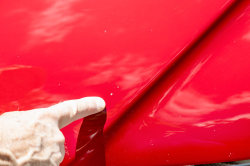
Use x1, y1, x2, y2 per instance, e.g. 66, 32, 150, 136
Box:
149, 82, 177, 118
149, 55, 211, 119
219, 0, 230, 11
82, 54, 162, 91
180, 55, 210, 89
156, 90, 250, 126
150, 55, 250, 126
194, 96, 250, 128
86, 149, 94, 154
194, 113, 250, 128
27, 0, 82, 46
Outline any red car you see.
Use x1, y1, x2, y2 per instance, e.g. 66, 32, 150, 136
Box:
1, 0, 250, 165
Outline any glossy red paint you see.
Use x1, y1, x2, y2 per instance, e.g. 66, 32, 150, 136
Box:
105, 1, 250, 165
1, 0, 250, 165
69, 109, 106, 165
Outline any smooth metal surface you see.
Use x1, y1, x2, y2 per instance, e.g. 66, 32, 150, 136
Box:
105, 1, 250, 165
1, 0, 250, 165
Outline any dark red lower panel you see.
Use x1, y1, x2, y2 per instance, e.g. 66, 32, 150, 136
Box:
69, 109, 106, 166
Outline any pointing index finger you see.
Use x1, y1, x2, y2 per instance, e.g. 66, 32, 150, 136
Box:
46, 97, 106, 129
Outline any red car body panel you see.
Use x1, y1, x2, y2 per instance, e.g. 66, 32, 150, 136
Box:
1, 0, 250, 165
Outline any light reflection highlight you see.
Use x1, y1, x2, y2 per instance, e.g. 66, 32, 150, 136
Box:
194, 113, 250, 128
154, 89, 250, 126
81, 54, 163, 91
149, 54, 250, 127
27, 0, 83, 47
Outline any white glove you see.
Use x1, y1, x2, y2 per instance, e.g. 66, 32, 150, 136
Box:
0, 97, 105, 166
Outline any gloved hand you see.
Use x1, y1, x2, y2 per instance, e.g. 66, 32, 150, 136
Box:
0, 97, 105, 166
